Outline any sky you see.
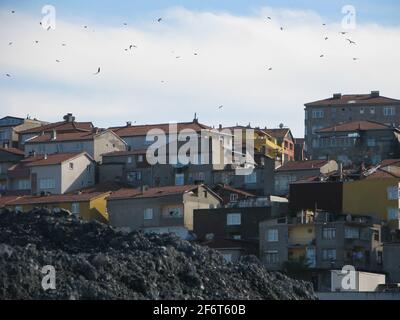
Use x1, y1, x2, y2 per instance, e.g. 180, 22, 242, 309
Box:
0, 1, 399, 137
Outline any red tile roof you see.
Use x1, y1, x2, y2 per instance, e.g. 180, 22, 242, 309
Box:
25, 131, 96, 144
111, 121, 210, 137
102, 149, 147, 157
317, 121, 394, 133
213, 184, 256, 198
108, 185, 199, 201
20, 121, 93, 134
264, 128, 291, 139
305, 93, 400, 107
14, 152, 89, 168
7, 192, 108, 206
0, 195, 22, 207
0, 147, 24, 156
276, 160, 330, 172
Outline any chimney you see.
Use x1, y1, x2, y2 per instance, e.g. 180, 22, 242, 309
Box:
333, 93, 342, 99
219, 124, 222, 130
339, 163, 343, 181
193, 113, 198, 124
371, 90, 380, 98
51, 130, 57, 140
126, 121, 132, 127
63, 113, 75, 123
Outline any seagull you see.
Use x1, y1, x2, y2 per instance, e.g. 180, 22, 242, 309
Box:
267, 67, 272, 71
8, 42, 13, 45
84, 25, 88, 29
346, 38, 356, 45
280, 27, 284, 31
56, 59, 61, 63
194, 52, 198, 56
176, 56, 181, 59
157, 18, 162, 22
6, 74, 11, 77
123, 23, 127, 26
61, 43, 67, 46
320, 54, 325, 58
339, 31, 348, 35
47, 25, 51, 31
267, 17, 272, 20
35, 40, 39, 44
218, 105, 223, 109
353, 57, 359, 61
325, 37, 329, 40
322, 23, 326, 26
94, 67, 101, 75
129, 45, 137, 50
11, 11, 15, 14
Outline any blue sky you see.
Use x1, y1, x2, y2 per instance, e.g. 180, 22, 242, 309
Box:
1, 1, 400, 136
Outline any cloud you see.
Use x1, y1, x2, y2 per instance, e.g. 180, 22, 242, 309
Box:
0, 6, 399, 135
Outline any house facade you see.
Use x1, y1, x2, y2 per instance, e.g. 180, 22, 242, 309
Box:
7, 152, 95, 195
0, 146, 25, 193
24, 130, 126, 162
264, 128, 295, 164
304, 91, 400, 159
274, 160, 338, 196
0, 116, 44, 149
107, 185, 222, 238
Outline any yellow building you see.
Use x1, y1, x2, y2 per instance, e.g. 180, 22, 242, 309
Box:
7, 192, 110, 223
343, 172, 400, 229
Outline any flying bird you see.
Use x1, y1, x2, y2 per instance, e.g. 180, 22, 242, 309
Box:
94, 67, 101, 75
218, 105, 223, 109
84, 26, 88, 29
56, 59, 61, 63
35, 40, 39, 44
129, 45, 137, 50
346, 38, 356, 45
280, 27, 284, 31
267, 17, 272, 20
6, 74, 11, 77
194, 52, 198, 56
176, 56, 181, 59
157, 18, 162, 22
325, 37, 329, 40
322, 23, 326, 26
47, 25, 51, 31
267, 67, 272, 71
339, 31, 348, 35
8, 42, 12, 45
11, 11, 15, 14
123, 23, 127, 26
353, 57, 359, 61
320, 54, 325, 58
61, 43, 66, 46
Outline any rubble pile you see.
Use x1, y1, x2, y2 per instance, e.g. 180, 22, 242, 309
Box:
0, 209, 316, 300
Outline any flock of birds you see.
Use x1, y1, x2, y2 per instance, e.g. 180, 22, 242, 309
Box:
4, 9, 360, 109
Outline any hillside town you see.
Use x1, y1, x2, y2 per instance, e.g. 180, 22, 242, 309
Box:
1, 90, 400, 296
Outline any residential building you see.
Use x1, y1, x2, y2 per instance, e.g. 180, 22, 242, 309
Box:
274, 160, 338, 196
260, 211, 383, 291
0, 146, 25, 193
19, 113, 93, 147
304, 91, 400, 159
211, 184, 256, 205
6, 191, 110, 223
24, 129, 126, 162
315, 120, 400, 166
294, 138, 306, 161
264, 127, 295, 164
107, 185, 222, 238
0, 116, 45, 148
193, 196, 286, 261
7, 152, 95, 195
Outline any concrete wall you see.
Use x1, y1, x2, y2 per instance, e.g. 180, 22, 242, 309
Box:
60, 155, 95, 193
30, 165, 62, 194
94, 131, 126, 162
383, 243, 400, 283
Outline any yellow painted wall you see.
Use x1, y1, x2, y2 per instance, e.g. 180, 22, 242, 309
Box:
343, 178, 399, 222
8, 194, 109, 224
288, 225, 315, 244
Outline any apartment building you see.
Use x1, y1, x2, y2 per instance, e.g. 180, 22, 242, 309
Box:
304, 91, 400, 159
7, 152, 95, 195
274, 160, 338, 196
0, 146, 24, 193
0, 116, 44, 148
24, 130, 126, 162
107, 184, 222, 238
264, 127, 295, 164
260, 211, 383, 290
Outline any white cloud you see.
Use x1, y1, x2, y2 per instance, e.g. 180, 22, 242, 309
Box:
0, 7, 399, 135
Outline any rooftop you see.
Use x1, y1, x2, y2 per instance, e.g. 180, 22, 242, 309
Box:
276, 160, 330, 172
25, 131, 97, 144
7, 192, 108, 206
111, 120, 210, 137
20, 120, 93, 134
0, 147, 24, 156
305, 91, 400, 107
108, 185, 200, 201
317, 120, 396, 133
9, 152, 90, 169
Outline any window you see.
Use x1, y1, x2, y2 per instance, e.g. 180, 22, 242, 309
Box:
167, 208, 182, 218
312, 110, 324, 119
0, 131, 7, 140
322, 227, 336, 240
69, 162, 74, 170
345, 227, 360, 239
322, 249, 337, 261
388, 208, 400, 221
144, 208, 154, 220
367, 139, 376, 147
267, 229, 279, 242
384, 106, 396, 116
227, 213, 241, 226
387, 186, 400, 200
244, 172, 257, 184
39, 178, 55, 190
71, 202, 80, 215
370, 107, 375, 114
232, 234, 241, 240
175, 173, 184, 186
127, 171, 141, 182
137, 155, 144, 162
230, 193, 239, 202
265, 251, 279, 264
17, 179, 31, 190
127, 156, 132, 164
360, 107, 365, 114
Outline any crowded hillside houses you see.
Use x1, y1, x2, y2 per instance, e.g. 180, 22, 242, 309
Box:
2, 90, 400, 293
